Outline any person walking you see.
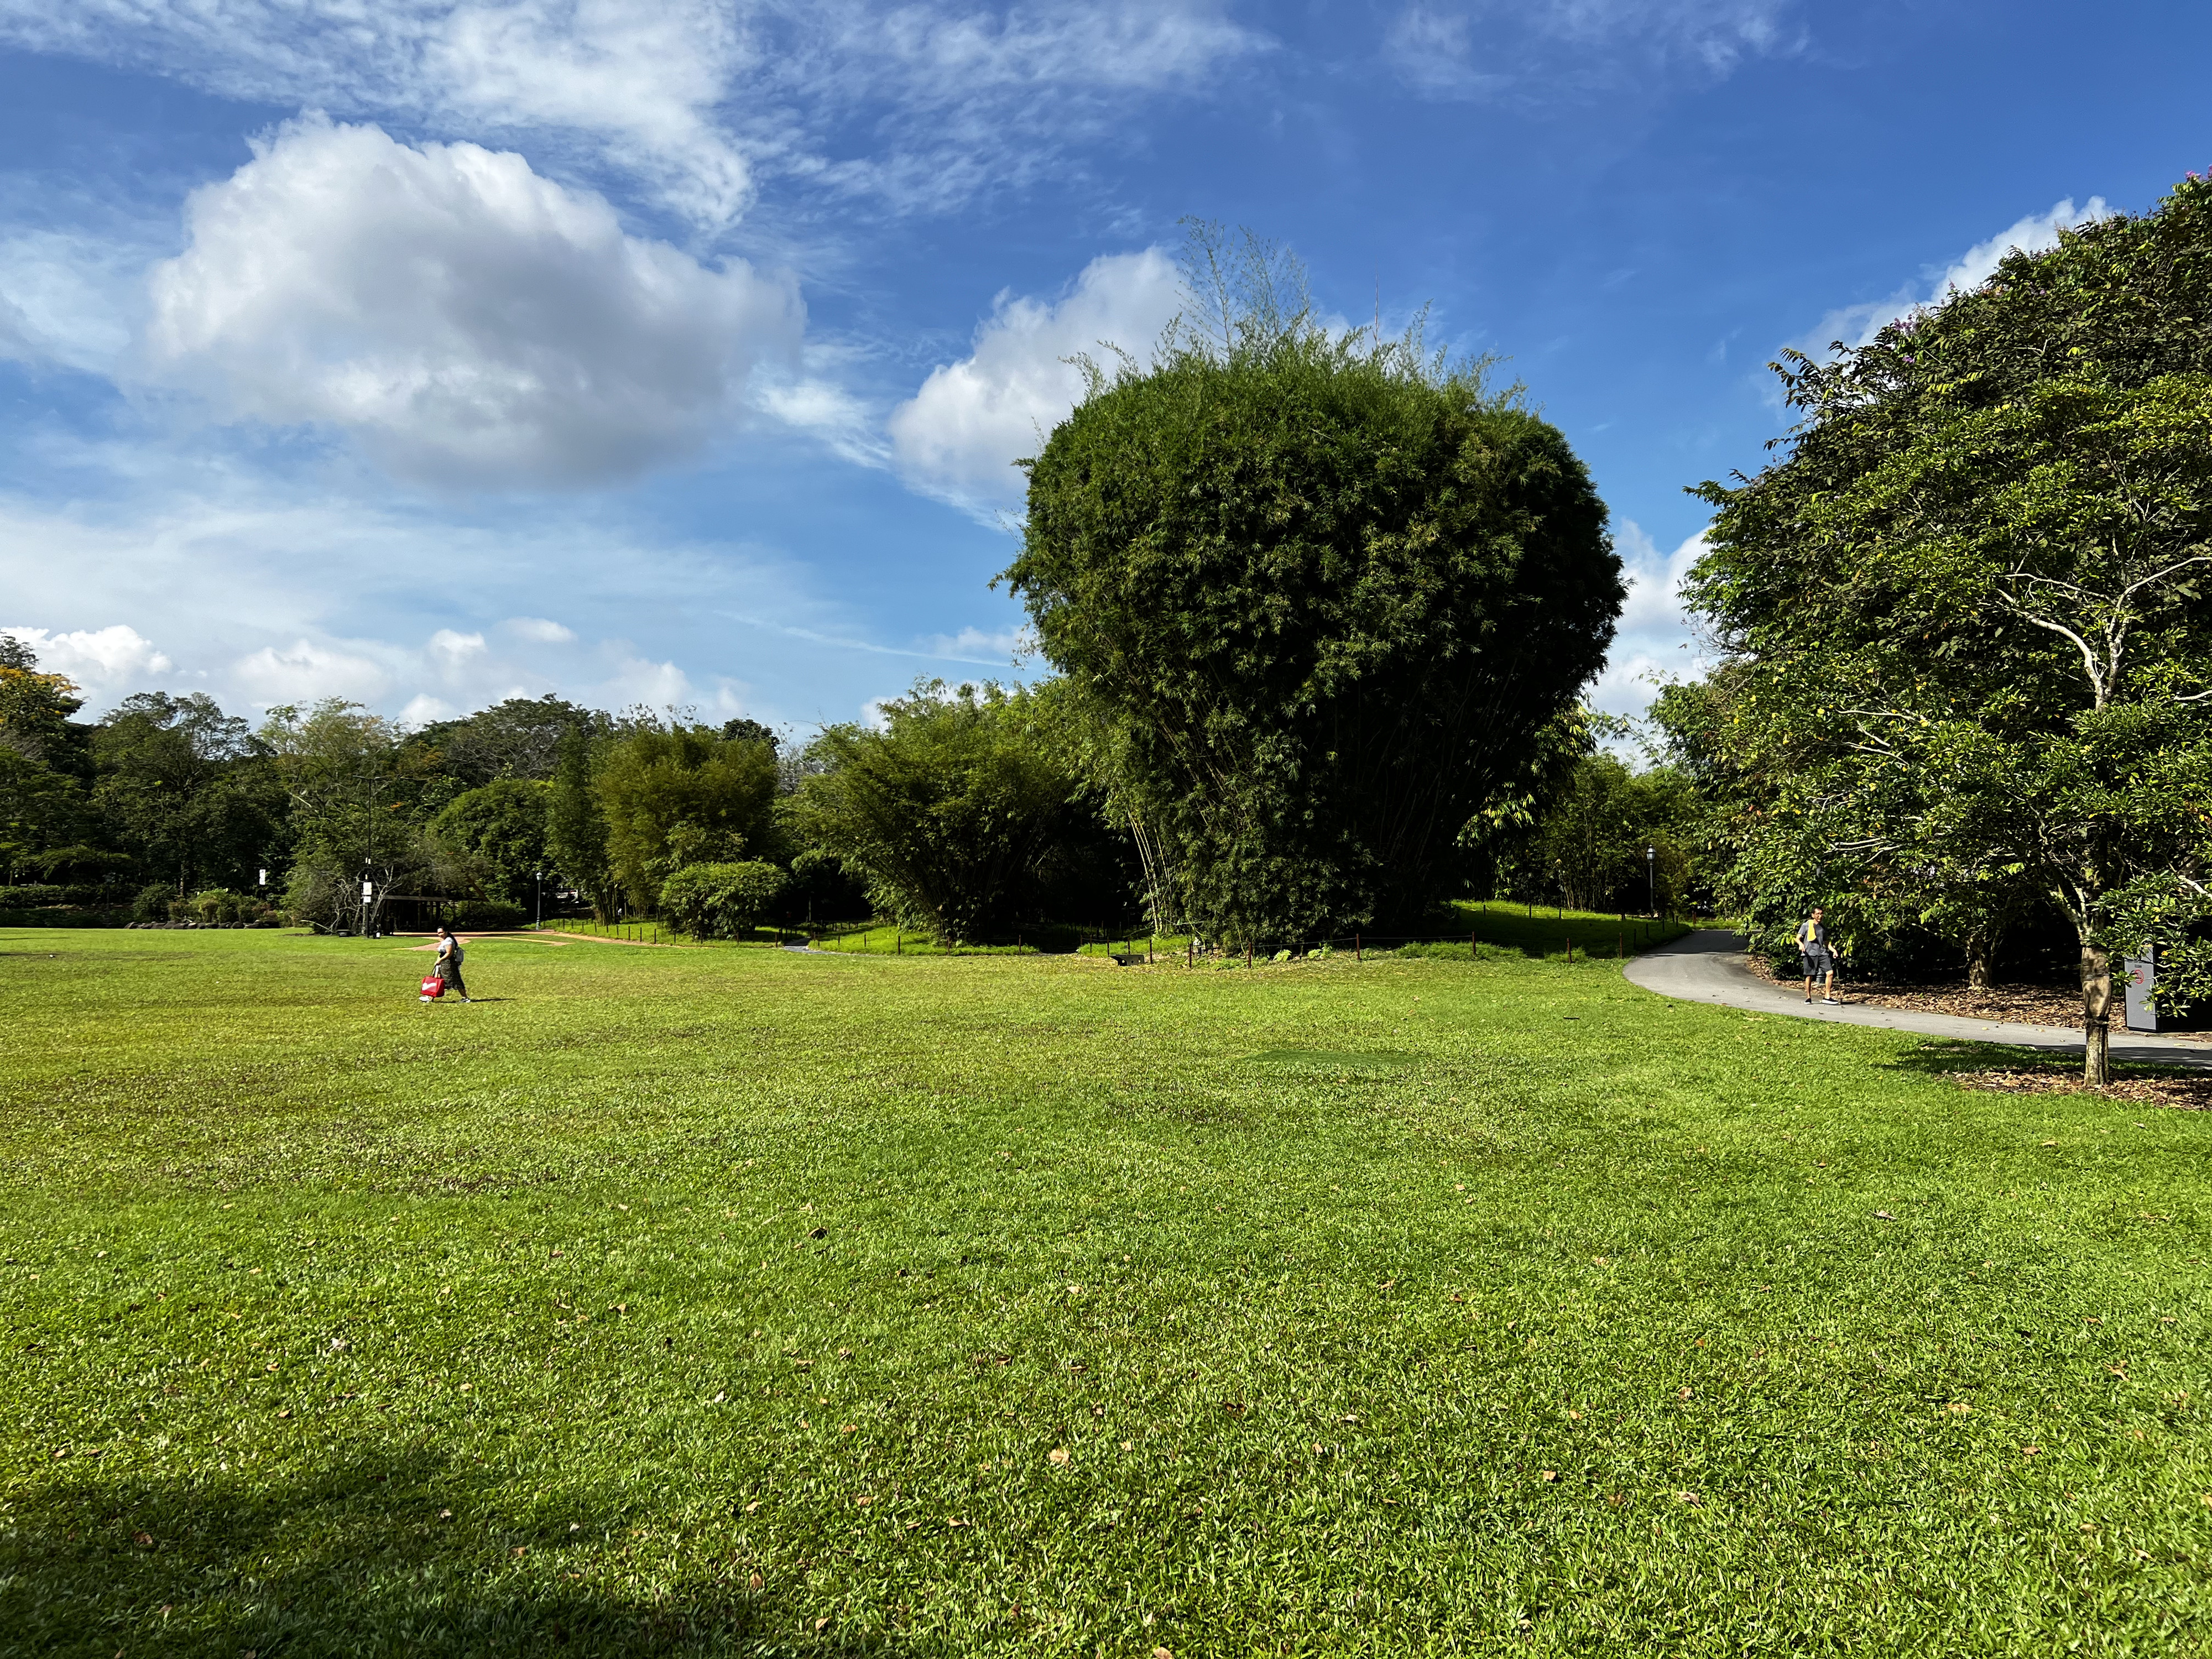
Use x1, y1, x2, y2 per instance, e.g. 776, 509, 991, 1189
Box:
1797, 907, 1840, 1005
433, 924, 473, 1003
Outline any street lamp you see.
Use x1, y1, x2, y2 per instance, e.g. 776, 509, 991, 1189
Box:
535, 869, 544, 931
1646, 846, 1656, 917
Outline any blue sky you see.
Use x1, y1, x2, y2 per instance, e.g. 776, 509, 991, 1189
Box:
1, 1, 2205, 737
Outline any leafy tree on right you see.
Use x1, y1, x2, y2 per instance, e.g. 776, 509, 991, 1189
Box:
1686, 173, 2212, 1083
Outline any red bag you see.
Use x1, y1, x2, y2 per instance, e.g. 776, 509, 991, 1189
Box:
420, 975, 445, 999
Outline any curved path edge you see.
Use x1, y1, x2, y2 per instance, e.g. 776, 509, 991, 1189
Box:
1625, 928, 2212, 1071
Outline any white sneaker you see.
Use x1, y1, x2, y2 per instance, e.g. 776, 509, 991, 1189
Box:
1822, 997, 1841, 1005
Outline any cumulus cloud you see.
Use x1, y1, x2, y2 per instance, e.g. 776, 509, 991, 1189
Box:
1384, 0, 1796, 101
1794, 197, 2112, 356
142, 117, 804, 487
888, 247, 1182, 514
0, 623, 174, 694
1584, 521, 1710, 728
233, 637, 396, 705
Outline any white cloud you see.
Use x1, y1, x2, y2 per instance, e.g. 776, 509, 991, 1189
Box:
1587, 521, 1710, 728
399, 693, 463, 726
142, 117, 804, 487
0, 231, 148, 373
0, 2, 1262, 227
233, 638, 396, 705
427, 629, 489, 669
888, 247, 1182, 514
0, 623, 173, 692
1384, 0, 1796, 101
1794, 197, 2112, 356
0, 0, 757, 227
1615, 521, 1708, 635
916, 624, 1025, 663
503, 616, 577, 643
599, 653, 693, 709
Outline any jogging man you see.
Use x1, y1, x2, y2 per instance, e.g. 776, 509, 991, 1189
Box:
1797, 907, 1839, 1005
433, 924, 473, 1003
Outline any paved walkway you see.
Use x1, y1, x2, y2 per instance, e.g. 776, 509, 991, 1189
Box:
1625, 928, 2212, 1070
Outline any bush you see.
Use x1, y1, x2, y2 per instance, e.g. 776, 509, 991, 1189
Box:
131, 883, 174, 922
0, 885, 91, 909
660, 862, 787, 940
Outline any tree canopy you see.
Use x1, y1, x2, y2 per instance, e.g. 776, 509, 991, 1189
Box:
1005, 228, 1623, 945
1686, 173, 2212, 1079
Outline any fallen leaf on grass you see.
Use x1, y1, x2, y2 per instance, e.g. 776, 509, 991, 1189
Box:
748, 1572, 763, 1590
1540, 1470, 1558, 1482
1873, 1211, 1895, 1221
744, 1501, 760, 1514
1047, 1447, 1070, 1465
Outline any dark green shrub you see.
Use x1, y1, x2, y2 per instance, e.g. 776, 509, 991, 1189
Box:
660, 861, 787, 940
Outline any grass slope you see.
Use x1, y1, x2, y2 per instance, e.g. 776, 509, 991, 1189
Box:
1, 928, 2205, 1657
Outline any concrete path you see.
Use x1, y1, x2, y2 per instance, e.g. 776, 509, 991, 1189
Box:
1625, 928, 2212, 1070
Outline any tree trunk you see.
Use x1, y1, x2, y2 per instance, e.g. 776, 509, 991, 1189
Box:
2080, 938, 2113, 1087
1966, 928, 1997, 992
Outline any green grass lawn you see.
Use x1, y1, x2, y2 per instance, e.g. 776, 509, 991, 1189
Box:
2, 927, 2205, 1656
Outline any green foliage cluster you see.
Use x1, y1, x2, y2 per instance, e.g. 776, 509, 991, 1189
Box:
1678, 173, 2212, 1076
658, 859, 787, 939
1006, 226, 1623, 945
1489, 744, 1705, 916
782, 681, 1112, 943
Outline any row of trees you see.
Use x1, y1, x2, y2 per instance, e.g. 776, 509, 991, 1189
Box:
1656, 171, 2212, 1081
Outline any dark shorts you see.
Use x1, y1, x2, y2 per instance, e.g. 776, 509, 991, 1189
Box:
1801, 949, 1832, 978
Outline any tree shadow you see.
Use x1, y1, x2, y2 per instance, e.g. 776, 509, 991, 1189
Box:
1878, 1038, 2209, 1086
1, 1448, 907, 1657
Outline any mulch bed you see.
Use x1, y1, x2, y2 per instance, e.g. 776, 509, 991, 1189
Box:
1745, 956, 2212, 1043
1952, 1068, 2212, 1109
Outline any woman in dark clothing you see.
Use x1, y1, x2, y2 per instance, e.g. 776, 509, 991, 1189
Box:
433, 925, 473, 1002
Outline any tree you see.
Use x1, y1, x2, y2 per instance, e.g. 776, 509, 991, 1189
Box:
92, 692, 282, 896
1687, 175, 2212, 1082
546, 723, 619, 921
1503, 750, 1703, 914
261, 700, 455, 932
783, 681, 1086, 943
595, 721, 779, 914
405, 695, 604, 787
0, 636, 97, 884
1004, 225, 1623, 945
659, 860, 787, 939
432, 778, 551, 908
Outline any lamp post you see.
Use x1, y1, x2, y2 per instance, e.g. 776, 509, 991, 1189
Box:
1646, 846, 1656, 917
535, 869, 543, 931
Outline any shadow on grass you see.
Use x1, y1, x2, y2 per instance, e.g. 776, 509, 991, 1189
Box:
0, 1450, 901, 1658
1877, 1040, 2212, 1108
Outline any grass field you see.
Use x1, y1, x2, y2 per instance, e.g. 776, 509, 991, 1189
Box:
2, 925, 2206, 1656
